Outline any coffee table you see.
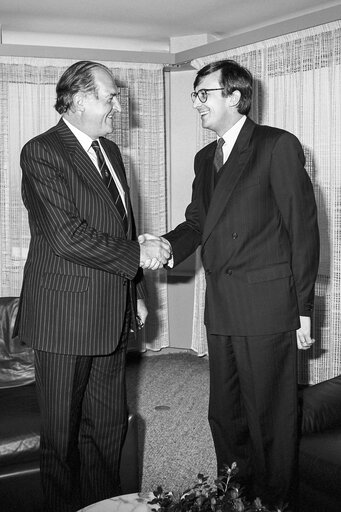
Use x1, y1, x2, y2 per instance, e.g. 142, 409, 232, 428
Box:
78, 492, 156, 512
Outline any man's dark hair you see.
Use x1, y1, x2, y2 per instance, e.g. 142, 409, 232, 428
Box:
194, 59, 253, 115
55, 61, 111, 114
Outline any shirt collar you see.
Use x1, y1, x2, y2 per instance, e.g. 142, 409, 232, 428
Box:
219, 115, 247, 145
62, 117, 95, 153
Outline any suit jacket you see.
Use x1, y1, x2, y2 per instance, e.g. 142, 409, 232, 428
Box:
15, 118, 145, 355
164, 117, 320, 336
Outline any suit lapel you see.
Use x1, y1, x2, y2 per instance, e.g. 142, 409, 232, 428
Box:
202, 142, 216, 213
56, 120, 129, 234
100, 138, 127, 191
202, 118, 256, 245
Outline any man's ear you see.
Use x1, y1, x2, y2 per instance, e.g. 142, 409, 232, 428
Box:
73, 92, 85, 113
228, 90, 241, 108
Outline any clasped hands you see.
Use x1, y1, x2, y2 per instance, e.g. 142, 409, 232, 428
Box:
139, 233, 172, 270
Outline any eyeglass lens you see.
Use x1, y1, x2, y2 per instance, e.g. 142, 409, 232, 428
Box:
191, 90, 207, 103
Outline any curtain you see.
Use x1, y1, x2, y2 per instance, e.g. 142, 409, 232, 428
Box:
0, 56, 169, 351
190, 21, 341, 384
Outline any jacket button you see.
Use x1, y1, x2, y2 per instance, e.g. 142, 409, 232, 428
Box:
226, 269, 233, 275
232, 232, 238, 239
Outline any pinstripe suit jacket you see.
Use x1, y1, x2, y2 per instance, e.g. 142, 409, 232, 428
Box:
164, 117, 320, 336
15, 118, 145, 355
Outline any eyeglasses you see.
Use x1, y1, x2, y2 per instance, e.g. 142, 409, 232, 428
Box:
191, 88, 224, 103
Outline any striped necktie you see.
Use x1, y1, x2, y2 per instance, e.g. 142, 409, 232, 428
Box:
91, 140, 128, 232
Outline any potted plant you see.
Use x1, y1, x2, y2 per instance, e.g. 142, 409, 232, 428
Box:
149, 463, 287, 512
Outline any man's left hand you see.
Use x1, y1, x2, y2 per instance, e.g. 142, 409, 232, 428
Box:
136, 299, 148, 330
296, 316, 315, 350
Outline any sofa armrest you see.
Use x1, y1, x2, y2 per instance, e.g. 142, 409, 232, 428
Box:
301, 374, 341, 434
0, 297, 35, 388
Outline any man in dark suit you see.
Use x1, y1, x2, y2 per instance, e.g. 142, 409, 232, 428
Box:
15, 61, 170, 511
142, 59, 319, 509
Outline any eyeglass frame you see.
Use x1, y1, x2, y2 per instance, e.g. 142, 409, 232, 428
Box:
191, 88, 224, 103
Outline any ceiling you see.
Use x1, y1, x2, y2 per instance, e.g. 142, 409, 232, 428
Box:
0, 0, 340, 60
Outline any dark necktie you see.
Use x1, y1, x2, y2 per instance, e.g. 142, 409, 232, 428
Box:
91, 140, 128, 232
213, 138, 225, 173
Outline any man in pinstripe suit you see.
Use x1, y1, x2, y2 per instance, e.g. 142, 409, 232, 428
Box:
15, 61, 170, 511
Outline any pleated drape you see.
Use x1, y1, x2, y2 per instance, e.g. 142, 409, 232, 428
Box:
0, 56, 169, 351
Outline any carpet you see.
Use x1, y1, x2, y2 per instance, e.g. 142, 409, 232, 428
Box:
125, 350, 216, 495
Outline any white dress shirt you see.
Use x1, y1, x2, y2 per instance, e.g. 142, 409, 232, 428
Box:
62, 118, 127, 211
219, 115, 247, 163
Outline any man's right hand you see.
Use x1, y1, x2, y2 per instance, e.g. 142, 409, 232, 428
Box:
138, 233, 171, 270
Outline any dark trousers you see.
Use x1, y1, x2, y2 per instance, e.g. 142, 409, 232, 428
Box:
34, 320, 130, 512
207, 331, 298, 509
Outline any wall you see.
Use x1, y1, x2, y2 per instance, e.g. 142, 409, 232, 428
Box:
165, 68, 198, 349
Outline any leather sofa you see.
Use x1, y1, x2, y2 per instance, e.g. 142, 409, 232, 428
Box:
0, 297, 138, 512
299, 374, 341, 511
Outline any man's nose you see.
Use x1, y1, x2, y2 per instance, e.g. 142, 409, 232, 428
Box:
113, 97, 121, 112
192, 95, 201, 109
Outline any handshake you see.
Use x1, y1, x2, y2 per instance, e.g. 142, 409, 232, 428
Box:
138, 233, 172, 270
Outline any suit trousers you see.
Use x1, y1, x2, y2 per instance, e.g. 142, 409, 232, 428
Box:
34, 310, 131, 512
207, 330, 298, 509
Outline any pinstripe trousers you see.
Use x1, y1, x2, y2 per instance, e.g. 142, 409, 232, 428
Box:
34, 310, 131, 512
207, 331, 298, 510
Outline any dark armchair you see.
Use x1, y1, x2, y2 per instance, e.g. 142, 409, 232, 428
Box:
0, 297, 138, 512
299, 373, 341, 511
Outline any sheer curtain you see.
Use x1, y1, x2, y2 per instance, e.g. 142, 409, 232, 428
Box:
0, 56, 169, 350
190, 21, 341, 383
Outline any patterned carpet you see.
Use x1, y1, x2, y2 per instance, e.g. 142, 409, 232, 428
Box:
125, 350, 216, 495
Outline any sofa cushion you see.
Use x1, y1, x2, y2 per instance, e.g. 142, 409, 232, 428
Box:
0, 382, 40, 466
300, 374, 341, 434
0, 297, 35, 388
299, 428, 341, 503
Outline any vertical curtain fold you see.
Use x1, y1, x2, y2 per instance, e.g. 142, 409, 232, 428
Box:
190, 21, 341, 383
0, 56, 169, 351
